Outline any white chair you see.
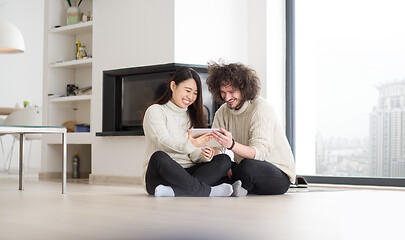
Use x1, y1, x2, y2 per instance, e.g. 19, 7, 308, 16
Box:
3, 107, 42, 172
0, 117, 7, 169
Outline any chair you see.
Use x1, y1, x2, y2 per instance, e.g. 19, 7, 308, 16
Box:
3, 107, 42, 172
0, 117, 7, 169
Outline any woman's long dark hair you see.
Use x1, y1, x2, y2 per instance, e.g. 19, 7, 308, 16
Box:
154, 67, 207, 128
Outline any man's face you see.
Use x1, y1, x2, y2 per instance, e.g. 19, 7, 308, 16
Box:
220, 84, 242, 109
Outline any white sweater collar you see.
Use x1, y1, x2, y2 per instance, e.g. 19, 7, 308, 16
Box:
229, 99, 251, 115
166, 100, 188, 113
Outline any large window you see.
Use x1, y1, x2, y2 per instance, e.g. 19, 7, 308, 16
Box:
293, 0, 405, 185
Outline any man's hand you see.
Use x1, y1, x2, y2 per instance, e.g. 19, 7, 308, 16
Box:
187, 129, 213, 148
212, 128, 256, 159
212, 128, 233, 149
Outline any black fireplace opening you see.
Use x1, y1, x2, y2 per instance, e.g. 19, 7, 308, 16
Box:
97, 63, 220, 136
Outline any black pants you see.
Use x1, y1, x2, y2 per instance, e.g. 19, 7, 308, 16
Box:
220, 158, 291, 195
145, 151, 232, 197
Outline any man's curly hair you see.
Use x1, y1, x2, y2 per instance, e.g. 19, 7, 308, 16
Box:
206, 62, 261, 103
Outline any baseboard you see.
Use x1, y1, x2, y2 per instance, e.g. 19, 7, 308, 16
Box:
38, 172, 141, 185
38, 172, 61, 180
38, 172, 90, 180
89, 174, 142, 185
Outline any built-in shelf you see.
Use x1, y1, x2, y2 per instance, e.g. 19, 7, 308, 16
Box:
42, 0, 93, 181
50, 21, 93, 35
49, 95, 91, 103
49, 58, 93, 69
44, 132, 93, 144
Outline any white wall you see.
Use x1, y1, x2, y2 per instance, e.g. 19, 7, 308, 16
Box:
174, 0, 269, 97
0, 0, 44, 107
0, 0, 44, 172
247, 0, 268, 98
266, 0, 286, 127
92, 0, 176, 178
174, 0, 248, 65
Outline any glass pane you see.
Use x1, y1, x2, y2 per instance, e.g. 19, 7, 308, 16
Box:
295, 0, 405, 177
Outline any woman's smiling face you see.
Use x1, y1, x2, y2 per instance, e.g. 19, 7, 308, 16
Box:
170, 78, 198, 108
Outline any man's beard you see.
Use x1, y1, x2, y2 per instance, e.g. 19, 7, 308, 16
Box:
227, 99, 244, 110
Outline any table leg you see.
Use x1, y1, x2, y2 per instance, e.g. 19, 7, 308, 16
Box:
19, 134, 25, 190
62, 132, 67, 194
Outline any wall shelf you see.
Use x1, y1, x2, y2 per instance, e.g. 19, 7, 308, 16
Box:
49, 58, 93, 68
50, 21, 93, 35
43, 1, 93, 136
49, 95, 91, 103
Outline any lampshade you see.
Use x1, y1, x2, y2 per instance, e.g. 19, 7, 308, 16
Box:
0, 19, 25, 53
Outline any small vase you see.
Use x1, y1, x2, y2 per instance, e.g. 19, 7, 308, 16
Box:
67, 6, 80, 25
77, 46, 87, 60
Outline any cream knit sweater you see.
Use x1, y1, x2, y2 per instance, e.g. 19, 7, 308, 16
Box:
142, 100, 205, 186
212, 96, 296, 183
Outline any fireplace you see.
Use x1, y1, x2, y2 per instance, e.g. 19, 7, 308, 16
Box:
96, 63, 220, 136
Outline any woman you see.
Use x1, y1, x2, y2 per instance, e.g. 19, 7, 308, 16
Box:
142, 67, 233, 197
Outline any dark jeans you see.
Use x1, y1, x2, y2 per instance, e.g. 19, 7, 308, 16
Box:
220, 158, 291, 195
145, 151, 232, 197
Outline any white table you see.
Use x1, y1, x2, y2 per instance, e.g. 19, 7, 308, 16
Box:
0, 125, 67, 194
0, 107, 20, 115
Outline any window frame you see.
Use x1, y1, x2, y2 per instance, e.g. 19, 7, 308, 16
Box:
286, 0, 405, 187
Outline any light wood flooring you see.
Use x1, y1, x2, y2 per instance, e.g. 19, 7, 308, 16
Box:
0, 173, 404, 240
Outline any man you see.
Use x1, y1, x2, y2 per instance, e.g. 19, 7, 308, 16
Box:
207, 62, 296, 196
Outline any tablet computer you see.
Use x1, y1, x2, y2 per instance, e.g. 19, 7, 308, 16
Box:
190, 128, 222, 147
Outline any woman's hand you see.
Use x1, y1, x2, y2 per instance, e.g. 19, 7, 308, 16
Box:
201, 146, 214, 161
226, 169, 232, 180
212, 128, 233, 149
187, 129, 213, 148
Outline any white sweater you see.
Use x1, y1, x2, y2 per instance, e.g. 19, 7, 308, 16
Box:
142, 101, 205, 186
212, 96, 296, 183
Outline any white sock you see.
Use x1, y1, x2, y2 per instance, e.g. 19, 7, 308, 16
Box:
232, 180, 248, 197
154, 185, 175, 197
209, 183, 233, 197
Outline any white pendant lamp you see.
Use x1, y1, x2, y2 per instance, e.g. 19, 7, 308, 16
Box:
0, 19, 25, 53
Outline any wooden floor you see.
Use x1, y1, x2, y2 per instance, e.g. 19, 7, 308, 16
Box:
0, 173, 404, 240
